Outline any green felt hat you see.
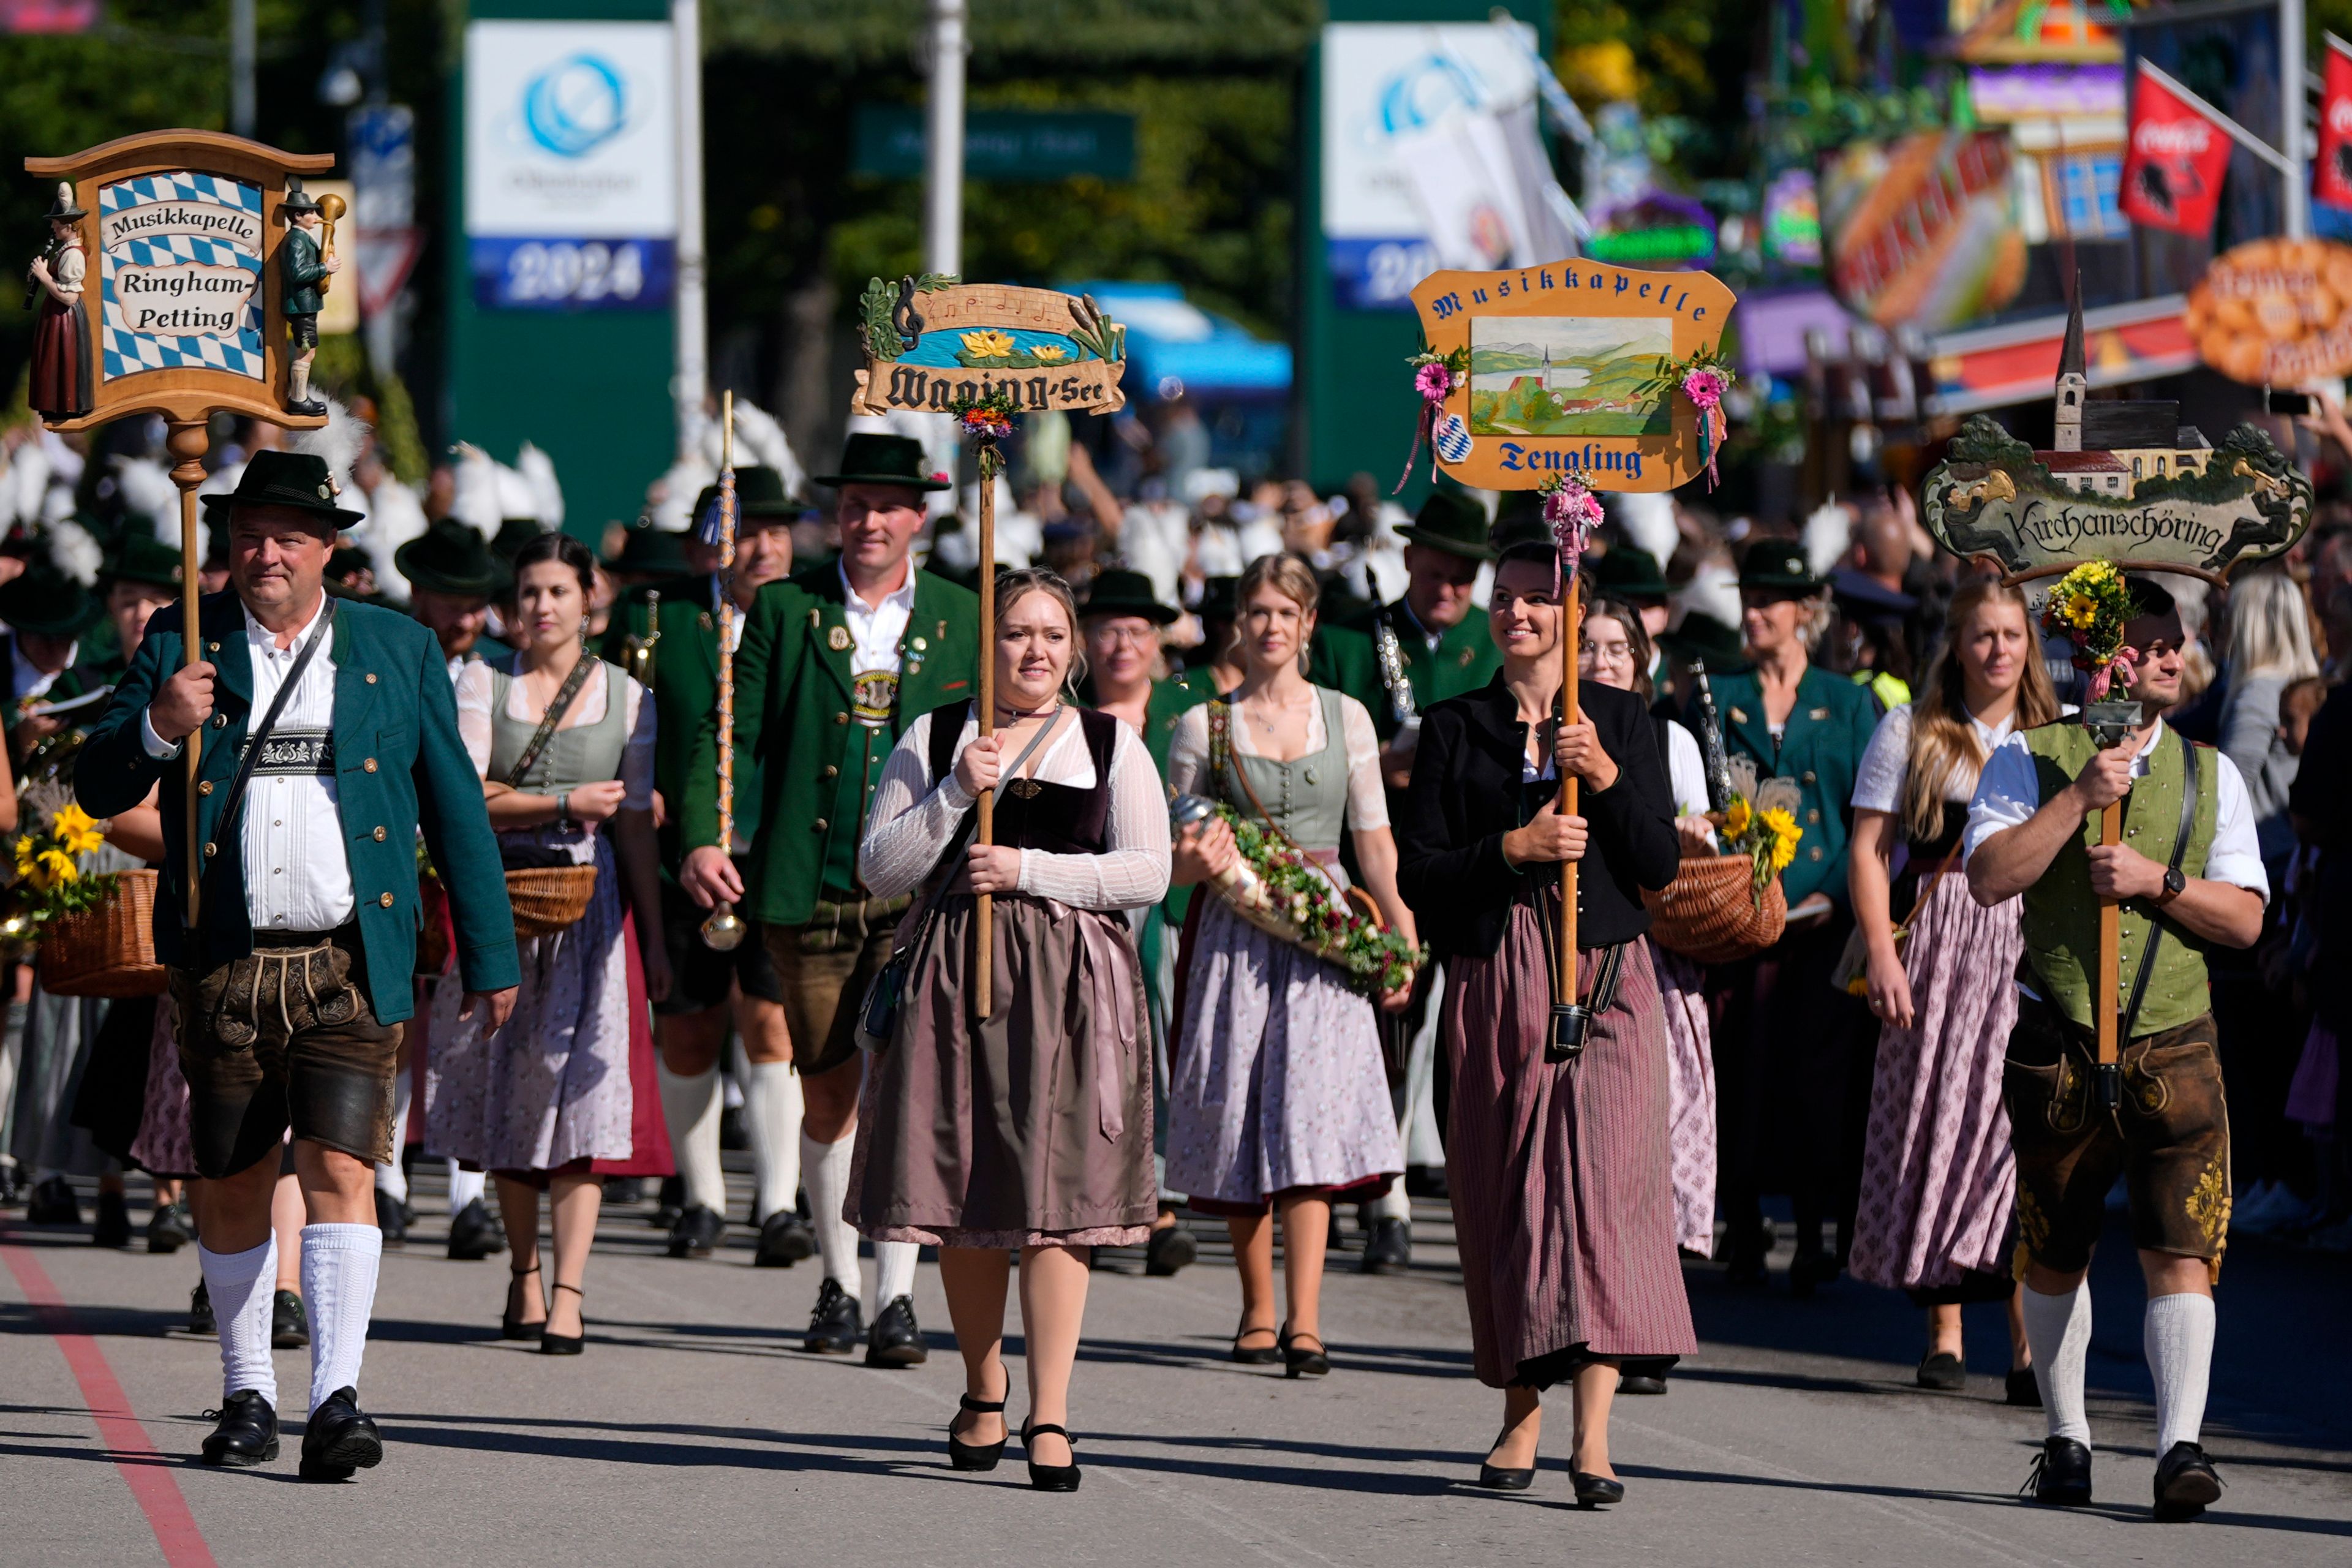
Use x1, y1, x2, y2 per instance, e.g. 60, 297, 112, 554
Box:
200, 450, 366, 530
106, 530, 186, 593
691, 464, 802, 524
610, 524, 690, 576
1078, 568, 1178, 626
1397, 488, 1495, 560
0, 562, 101, 639
811, 434, 952, 492
1659, 611, 1747, 671
1738, 539, 1824, 594
1592, 546, 1670, 601
396, 518, 506, 598
492, 517, 545, 564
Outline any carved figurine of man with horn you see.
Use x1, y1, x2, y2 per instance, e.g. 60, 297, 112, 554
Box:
279, 179, 340, 417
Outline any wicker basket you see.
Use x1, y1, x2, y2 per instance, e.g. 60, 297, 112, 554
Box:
1641, 853, 1787, 965
506, 864, 600, 940
38, 869, 168, 998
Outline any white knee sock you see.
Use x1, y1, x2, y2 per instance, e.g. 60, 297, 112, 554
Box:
2020, 1281, 2094, 1443
801, 1129, 860, 1291
744, 1062, 804, 1224
300, 1223, 382, 1416
375, 1072, 412, 1202
197, 1238, 278, 1405
446, 1161, 484, 1217
2144, 1292, 2215, 1453
872, 1240, 916, 1316
657, 1064, 726, 1216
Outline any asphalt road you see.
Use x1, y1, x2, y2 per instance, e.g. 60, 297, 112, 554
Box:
4, 1166, 2346, 1568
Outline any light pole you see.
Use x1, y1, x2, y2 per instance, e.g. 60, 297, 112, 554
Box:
924, 0, 966, 279
674, 0, 709, 458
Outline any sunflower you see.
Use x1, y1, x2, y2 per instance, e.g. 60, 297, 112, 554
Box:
12, 835, 37, 880
37, 847, 77, 884
959, 330, 1017, 358
51, 803, 104, 856
1761, 807, 1801, 872
1721, 797, 1752, 840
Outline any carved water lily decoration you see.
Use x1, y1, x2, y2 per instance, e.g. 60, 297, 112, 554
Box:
959, 330, 1017, 359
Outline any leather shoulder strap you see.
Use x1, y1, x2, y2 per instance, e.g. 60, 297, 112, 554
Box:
2121, 729, 2201, 1038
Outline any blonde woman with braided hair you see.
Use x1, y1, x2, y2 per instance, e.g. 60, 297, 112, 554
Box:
1847, 578, 2059, 1397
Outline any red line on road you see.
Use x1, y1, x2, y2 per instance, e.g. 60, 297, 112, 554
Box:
1, 1237, 220, 1568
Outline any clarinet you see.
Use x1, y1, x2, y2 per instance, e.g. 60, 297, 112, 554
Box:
24, 235, 62, 311
1689, 658, 1733, 813
1372, 616, 1417, 730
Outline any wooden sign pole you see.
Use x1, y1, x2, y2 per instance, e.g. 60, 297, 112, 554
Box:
1557, 587, 1582, 1009
167, 419, 208, 930
2096, 799, 2122, 1088
975, 473, 997, 1017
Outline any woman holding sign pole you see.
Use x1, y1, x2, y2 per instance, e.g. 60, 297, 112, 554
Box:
1396, 543, 1689, 1505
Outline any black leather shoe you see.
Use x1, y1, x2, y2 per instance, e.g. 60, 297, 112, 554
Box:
1787, 1248, 1838, 1298
804, 1277, 863, 1354
1144, 1222, 1197, 1276
1280, 1324, 1330, 1379
502, 1262, 545, 1341
148, 1199, 193, 1254
2022, 1436, 2093, 1505
1232, 1320, 1280, 1364
2005, 1368, 2043, 1408
271, 1289, 309, 1349
299, 1386, 383, 1481
1618, 1359, 1671, 1395
199, 1389, 279, 1467
1359, 1217, 1412, 1276
1477, 1430, 1535, 1490
1572, 1472, 1626, 1508
1917, 1351, 1966, 1391
447, 1196, 505, 1261
1022, 1420, 1082, 1492
753, 1210, 816, 1267
666, 1202, 726, 1259
2152, 1441, 2222, 1521
188, 1280, 216, 1336
91, 1189, 133, 1249
27, 1175, 80, 1226
866, 1294, 928, 1367
374, 1186, 408, 1247
651, 1174, 685, 1229
538, 1282, 586, 1356
948, 1387, 1008, 1472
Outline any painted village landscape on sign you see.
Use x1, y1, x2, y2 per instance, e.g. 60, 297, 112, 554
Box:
1467, 315, 1672, 439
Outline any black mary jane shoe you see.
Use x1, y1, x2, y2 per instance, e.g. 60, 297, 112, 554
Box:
948, 1382, 1009, 1472
502, 1262, 545, 1342
1231, 1319, 1280, 1365
1021, 1421, 1082, 1493
271, 1289, 310, 1350
2152, 1441, 2222, 1522
2005, 1368, 2042, 1408
2021, 1435, 2093, 1506
1571, 1471, 1626, 1509
1279, 1325, 1330, 1380
537, 1283, 586, 1355
199, 1389, 279, 1467
299, 1386, 383, 1481
1916, 1351, 1967, 1392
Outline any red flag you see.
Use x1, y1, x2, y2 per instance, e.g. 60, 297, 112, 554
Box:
2119, 63, 2234, 236
2318, 40, 2352, 210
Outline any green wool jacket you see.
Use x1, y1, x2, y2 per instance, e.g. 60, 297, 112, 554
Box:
600, 575, 762, 879
679, 563, 979, 927
2018, 723, 2220, 1038
1311, 600, 1501, 743
281, 227, 328, 316
1703, 663, 1882, 909
75, 593, 519, 1022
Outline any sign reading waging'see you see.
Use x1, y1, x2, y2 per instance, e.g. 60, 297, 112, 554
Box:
849, 279, 1128, 419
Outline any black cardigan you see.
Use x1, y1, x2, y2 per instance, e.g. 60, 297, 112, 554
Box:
1396, 674, 1679, 960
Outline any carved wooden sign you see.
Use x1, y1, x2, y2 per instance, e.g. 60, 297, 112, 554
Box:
1406, 262, 1736, 492
25, 129, 334, 431
1922, 414, 2312, 582
848, 277, 1128, 418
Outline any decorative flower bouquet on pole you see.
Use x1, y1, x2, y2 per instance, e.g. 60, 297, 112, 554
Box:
2040, 559, 2140, 703
7, 804, 166, 997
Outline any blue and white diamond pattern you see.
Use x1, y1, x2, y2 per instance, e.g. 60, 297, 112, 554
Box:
97, 172, 266, 383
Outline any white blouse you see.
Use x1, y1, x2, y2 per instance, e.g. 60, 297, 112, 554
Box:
1664, 720, 1711, 820
454, 657, 656, 809
1851, 702, 2015, 815
1163, 689, 1389, 832
858, 709, 1172, 911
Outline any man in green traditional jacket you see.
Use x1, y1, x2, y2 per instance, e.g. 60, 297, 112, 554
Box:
1965, 576, 2266, 1523
78, 449, 518, 1478
606, 466, 812, 1268
680, 433, 976, 1369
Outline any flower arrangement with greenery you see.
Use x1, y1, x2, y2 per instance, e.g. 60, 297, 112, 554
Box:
6, 803, 118, 927
1208, 803, 1425, 995
1719, 758, 1803, 904
947, 386, 1021, 480
2039, 559, 2139, 699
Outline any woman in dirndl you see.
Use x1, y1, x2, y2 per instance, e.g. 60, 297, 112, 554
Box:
428, 531, 671, 1355
1165, 553, 1415, 1379
1579, 595, 1719, 1401
1396, 543, 1691, 1506
1848, 578, 2056, 1400
854, 568, 1168, 1491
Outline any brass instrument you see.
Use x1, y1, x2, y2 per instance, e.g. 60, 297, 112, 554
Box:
699, 394, 745, 952
316, 192, 345, 295
619, 589, 661, 684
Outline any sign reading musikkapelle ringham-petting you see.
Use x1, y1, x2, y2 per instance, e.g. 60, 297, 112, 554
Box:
1405, 261, 1736, 493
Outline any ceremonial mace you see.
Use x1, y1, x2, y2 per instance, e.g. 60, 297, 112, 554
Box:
1548, 569, 1589, 1063
2080, 697, 2136, 1109
701, 391, 747, 951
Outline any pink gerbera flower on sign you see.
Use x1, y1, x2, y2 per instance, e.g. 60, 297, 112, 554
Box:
1414, 361, 1454, 402
1682, 368, 1727, 410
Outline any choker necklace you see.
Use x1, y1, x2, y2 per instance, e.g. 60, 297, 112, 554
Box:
995, 701, 1060, 796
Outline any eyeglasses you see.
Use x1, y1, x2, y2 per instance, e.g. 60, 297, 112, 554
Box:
1089, 624, 1159, 649
1580, 639, 1636, 666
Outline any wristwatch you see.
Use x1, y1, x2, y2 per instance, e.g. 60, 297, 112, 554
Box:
2158, 865, 2187, 903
